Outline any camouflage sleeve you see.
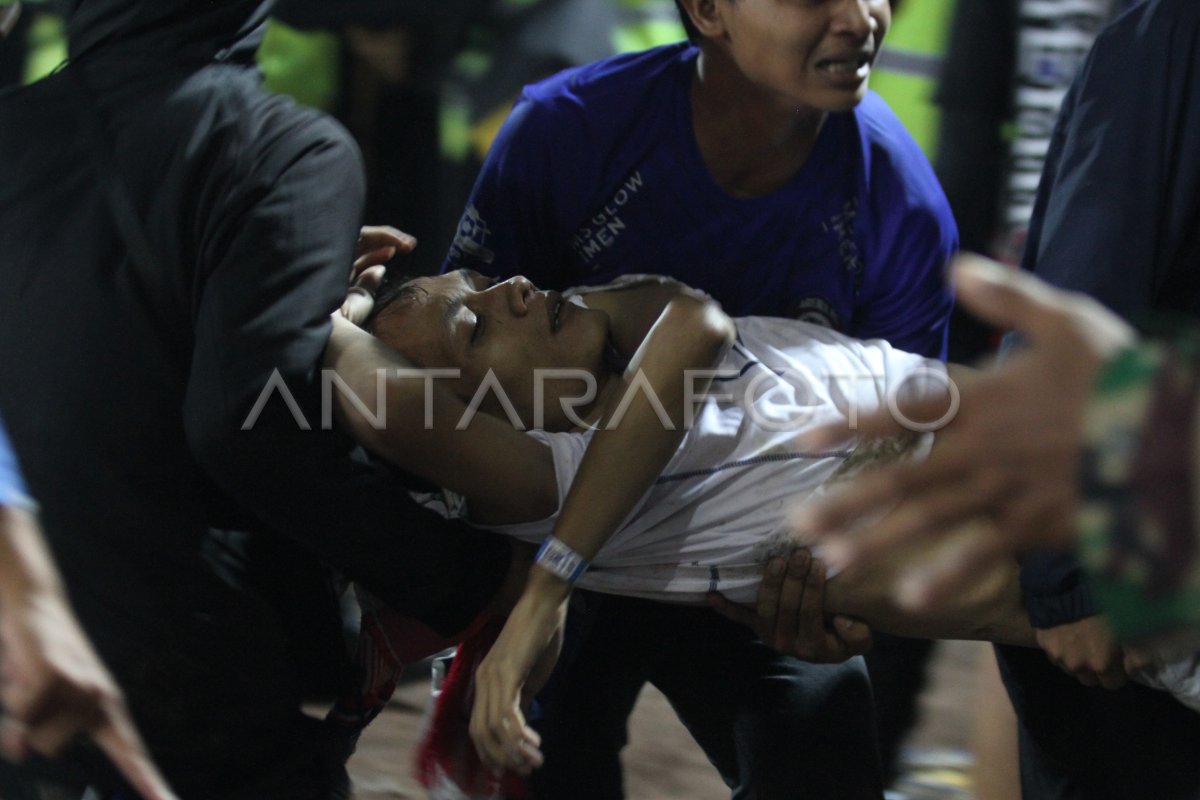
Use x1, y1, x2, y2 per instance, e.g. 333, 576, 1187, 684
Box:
1079, 332, 1200, 646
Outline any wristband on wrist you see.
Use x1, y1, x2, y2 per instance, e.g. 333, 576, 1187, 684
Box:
534, 536, 589, 584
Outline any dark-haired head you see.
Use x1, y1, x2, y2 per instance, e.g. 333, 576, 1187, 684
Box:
362, 268, 424, 334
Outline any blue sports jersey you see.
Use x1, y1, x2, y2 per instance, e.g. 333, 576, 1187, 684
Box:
0, 416, 31, 508
445, 43, 957, 358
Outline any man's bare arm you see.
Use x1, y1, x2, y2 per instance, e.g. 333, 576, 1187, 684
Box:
325, 314, 559, 524
711, 528, 1035, 656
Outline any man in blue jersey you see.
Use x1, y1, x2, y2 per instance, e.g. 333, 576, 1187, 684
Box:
442, 0, 956, 796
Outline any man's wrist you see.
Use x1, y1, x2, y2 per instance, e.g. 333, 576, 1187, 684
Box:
526, 561, 575, 605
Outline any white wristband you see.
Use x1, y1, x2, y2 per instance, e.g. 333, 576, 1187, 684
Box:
534, 536, 589, 584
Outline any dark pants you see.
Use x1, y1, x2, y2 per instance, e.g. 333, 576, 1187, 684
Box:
996, 644, 1200, 800
0, 759, 81, 800
531, 591, 884, 800
864, 634, 936, 784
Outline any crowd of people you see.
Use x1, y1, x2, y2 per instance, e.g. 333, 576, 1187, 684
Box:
0, 1, 1197, 799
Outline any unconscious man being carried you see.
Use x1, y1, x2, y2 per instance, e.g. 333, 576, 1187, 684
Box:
332, 270, 1017, 609
321, 269, 1194, 793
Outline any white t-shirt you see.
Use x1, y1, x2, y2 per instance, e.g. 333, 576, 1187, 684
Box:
418, 307, 939, 604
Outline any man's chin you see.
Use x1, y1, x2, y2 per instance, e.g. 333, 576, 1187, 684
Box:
815, 88, 869, 113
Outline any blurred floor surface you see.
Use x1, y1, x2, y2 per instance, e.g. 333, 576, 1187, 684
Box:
347, 640, 988, 800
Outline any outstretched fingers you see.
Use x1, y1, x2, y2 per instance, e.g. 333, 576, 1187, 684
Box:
352, 226, 416, 277
92, 704, 179, 800
894, 524, 1009, 611
801, 443, 990, 571
951, 255, 1065, 341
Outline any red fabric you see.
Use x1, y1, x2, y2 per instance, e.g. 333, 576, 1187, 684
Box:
327, 603, 465, 732
415, 615, 531, 800
326, 601, 530, 799
377, 606, 464, 664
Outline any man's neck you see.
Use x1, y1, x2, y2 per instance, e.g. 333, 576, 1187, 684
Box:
691, 49, 827, 198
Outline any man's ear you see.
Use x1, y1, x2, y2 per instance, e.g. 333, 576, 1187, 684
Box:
678, 0, 726, 41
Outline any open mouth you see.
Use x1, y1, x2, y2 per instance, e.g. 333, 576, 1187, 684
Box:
816, 53, 872, 76
550, 293, 565, 333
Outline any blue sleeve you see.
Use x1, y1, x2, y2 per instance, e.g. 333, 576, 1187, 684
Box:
441, 90, 602, 288
856, 202, 956, 359
0, 416, 32, 508
855, 117, 957, 359
1019, 0, 1200, 627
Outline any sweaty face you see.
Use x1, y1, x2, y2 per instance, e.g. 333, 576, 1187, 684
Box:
715, 0, 890, 113
372, 270, 612, 430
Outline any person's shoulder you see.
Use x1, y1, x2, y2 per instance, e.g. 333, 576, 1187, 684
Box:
853, 91, 928, 165
170, 66, 360, 178
852, 91, 951, 214
0, 72, 72, 156
1113, 0, 1200, 32
214, 69, 353, 146
566, 274, 693, 297
252, 92, 360, 167
519, 42, 694, 121
490, 43, 692, 170
1090, 0, 1200, 62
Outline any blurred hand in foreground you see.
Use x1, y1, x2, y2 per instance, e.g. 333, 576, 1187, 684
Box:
799, 255, 1135, 610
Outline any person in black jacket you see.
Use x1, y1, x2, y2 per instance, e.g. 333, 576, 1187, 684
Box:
0, 2, 527, 798
995, 2, 1200, 796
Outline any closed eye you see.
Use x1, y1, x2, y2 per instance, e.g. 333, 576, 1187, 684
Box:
470, 313, 486, 345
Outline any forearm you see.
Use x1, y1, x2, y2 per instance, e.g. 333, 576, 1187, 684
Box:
325, 314, 451, 463
325, 315, 558, 522
522, 297, 734, 616
550, 296, 736, 563
0, 505, 62, 608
